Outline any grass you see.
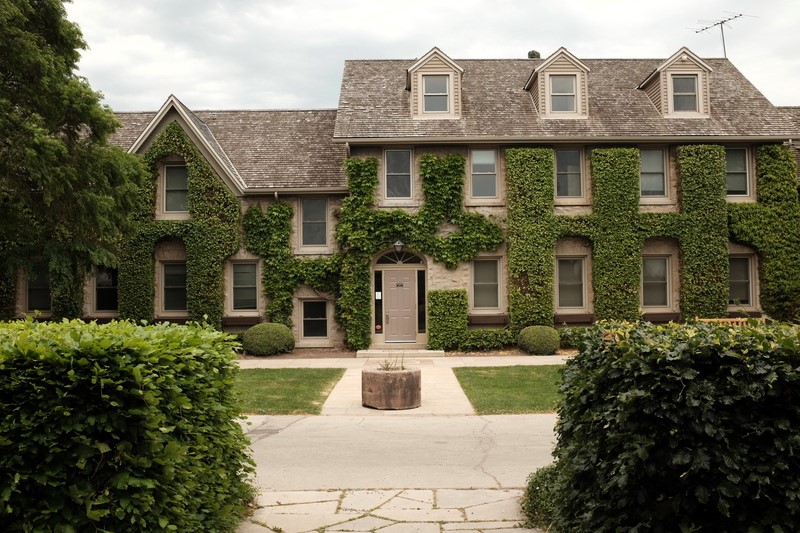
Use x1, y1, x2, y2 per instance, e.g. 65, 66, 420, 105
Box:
236, 368, 346, 415
453, 365, 563, 414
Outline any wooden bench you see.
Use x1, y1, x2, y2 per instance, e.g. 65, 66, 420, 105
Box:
694, 317, 765, 327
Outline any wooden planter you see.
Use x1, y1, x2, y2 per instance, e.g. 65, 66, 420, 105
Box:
361, 368, 421, 410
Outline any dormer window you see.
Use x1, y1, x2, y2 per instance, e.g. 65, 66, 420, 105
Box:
423, 75, 449, 112
672, 74, 698, 112
550, 75, 577, 113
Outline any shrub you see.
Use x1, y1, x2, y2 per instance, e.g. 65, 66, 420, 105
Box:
518, 325, 560, 354
556, 325, 590, 350
0, 319, 254, 532
458, 328, 516, 351
552, 320, 800, 532
242, 322, 295, 355
427, 290, 468, 350
522, 462, 561, 529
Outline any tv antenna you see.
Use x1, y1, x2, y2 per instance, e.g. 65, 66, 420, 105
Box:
692, 13, 744, 58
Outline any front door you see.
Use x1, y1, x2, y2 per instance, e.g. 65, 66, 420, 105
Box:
384, 270, 416, 342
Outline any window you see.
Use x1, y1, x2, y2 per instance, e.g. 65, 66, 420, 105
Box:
385, 150, 412, 199
95, 267, 118, 312
555, 149, 582, 197
672, 74, 698, 112
550, 75, 576, 112
301, 198, 327, 246
473, 259, 499, 309
422, 75, 449, 112
471, 150, 497, 198
233, 263, 257, 310
640, 149, 666, 197
163, 263, 187, 311
27, 263, 50, 312
164, 165, 188, 212
642, 257, 669, 307
302, 301, 327, 337
725, 148, 749, 196
557, 258, 584, 308
729, 257, 752, 306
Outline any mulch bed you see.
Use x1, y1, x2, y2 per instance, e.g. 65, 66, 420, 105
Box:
238, 347, 577, 360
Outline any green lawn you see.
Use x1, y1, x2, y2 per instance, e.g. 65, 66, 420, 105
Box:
236, 368, 346, 415
453, 365, 563, 414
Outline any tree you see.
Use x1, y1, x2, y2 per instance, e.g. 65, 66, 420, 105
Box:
0, 0, 145, 319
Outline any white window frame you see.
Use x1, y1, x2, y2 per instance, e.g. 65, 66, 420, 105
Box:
554, 148, 587, 204
301, 197, 328, 248
725, 147, 755, 202
641, 256, 671, 309
157, 162, 190, 221
666, 72, 707, 118
384, 149, 413, 201
231, 262, 259, 312
639, 148, 670, 203
556, 257, 586, 311
548, 74, 577, 114
469, 149, 498, 200
471, 258, 501, 312
422, 74, 450, 114
728, 254, 758, 311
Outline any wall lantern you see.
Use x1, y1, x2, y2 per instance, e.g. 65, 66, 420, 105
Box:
393, 240, 404, 253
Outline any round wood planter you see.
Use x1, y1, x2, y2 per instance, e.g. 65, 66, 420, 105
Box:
361, 368, 421, 410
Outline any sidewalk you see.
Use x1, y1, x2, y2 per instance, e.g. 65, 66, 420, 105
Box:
236, 355, 567, 532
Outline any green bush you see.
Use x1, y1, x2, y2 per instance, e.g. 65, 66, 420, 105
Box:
552, 320, 800, 532
427, 290, 468, 350
242, 322, 295, 355
518, 325, 560, 354
557, 326, 590, 350
0, 319, 254, 532
522, 462, 561, 530
458, 328, 516, 351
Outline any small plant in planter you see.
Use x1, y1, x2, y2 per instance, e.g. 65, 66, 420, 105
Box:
362, 354, 421, 410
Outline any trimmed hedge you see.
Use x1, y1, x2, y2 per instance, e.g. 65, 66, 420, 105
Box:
0, 319, 254, 532
427, 289, 514, 351
242, 322, 295, 355
550, 320, 800, 532
518, 325, 560, 355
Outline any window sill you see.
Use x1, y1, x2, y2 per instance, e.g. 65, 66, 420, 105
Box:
465, 199, 504, 207
725, 195, 756, 204
155, 212, 191, 221
468, 314, 508, 326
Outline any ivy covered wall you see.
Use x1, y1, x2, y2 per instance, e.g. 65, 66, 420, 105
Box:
505, 144, 799, 329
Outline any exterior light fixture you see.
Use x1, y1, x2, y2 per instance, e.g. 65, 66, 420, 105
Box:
393, 240, 404, 253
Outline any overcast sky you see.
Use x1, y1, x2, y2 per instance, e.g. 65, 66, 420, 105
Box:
65, 0, 799, 112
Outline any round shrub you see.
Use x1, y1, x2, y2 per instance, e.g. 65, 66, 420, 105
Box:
242, 322, 295, 356
522, 462, 561, 529
518, 325, 560, 355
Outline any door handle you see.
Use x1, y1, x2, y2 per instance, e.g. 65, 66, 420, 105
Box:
385, 312, 390, 323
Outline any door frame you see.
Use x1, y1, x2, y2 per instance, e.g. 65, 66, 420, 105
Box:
371, 250, 427, 348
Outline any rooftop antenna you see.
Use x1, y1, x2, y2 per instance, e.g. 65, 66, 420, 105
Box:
692, 13, 744, 58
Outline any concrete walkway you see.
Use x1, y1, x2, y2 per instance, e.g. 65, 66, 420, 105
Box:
236, 355, 568, 532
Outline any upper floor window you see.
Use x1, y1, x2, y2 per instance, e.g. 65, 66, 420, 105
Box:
163, 262, 187, 311
422, 75, 449, 113
27, 263, 51, 312
95, 266, 118, 312
385, 150, 412, 199
233, 263, 258, 311
555, 149, 582, 197
640, 149, 666, 197
301, 198, 327, 246
642, 257, 669, 307
470, 150, 497, 198
164, 165, 188, 212
725, 148, 749, 196
473, 259, 499, 309
672, 74, 698, 112
550, 75, 577, 113
557, 258, 584, 308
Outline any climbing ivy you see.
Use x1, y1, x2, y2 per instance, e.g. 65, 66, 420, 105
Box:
505, 144, 759, 330
118, 122, 240, 328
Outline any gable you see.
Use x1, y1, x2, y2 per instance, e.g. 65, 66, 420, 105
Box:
525, 47, 590, 118
638, 47, 712, 118
407, 47, 464, 119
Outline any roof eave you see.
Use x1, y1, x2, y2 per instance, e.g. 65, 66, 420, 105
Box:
334, 134, 796, 145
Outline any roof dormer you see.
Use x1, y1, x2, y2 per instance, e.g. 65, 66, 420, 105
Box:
407, 47, 464, 119
638, 47, 712, 118
524, 47, 590, 119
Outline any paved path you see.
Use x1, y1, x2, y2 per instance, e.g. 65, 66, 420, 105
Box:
236, 356, 568, 532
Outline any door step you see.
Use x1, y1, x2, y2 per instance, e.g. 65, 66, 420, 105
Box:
356, 349, 446, 359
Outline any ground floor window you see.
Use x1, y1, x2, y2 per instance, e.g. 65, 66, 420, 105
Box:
729, 256, 752, 306
557, 258, 584, 308
163, 263, 187, 311
233, 263, 258, 310
642, 257, 669, 307
95, 267, 118, 311
473, 259, 499, 309
27, 263, 50, 312
302, 300, 328, 337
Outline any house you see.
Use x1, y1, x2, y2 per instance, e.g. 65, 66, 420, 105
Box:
11, 46, 800, 350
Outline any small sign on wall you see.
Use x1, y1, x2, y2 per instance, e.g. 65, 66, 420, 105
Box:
375, 292, 382, 300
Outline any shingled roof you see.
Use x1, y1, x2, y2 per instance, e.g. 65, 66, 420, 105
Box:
111, 108, 348, 192
334, 56, 798, 141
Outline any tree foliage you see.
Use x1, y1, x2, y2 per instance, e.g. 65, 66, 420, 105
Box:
0, 0, 145, 316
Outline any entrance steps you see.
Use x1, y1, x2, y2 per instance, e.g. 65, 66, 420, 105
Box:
356, 349, 446, 358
